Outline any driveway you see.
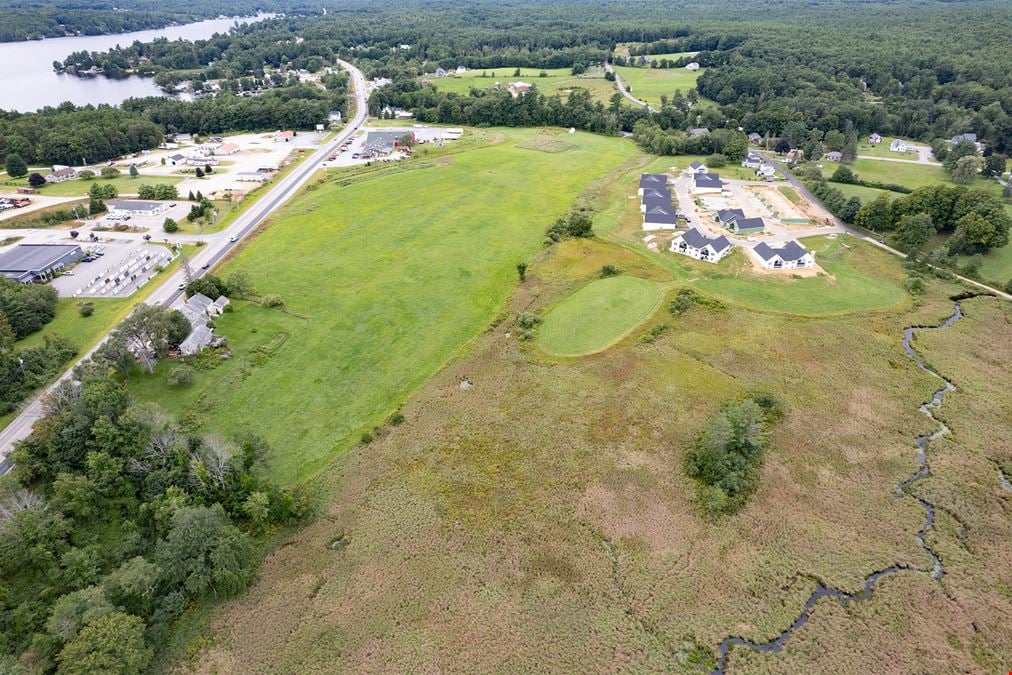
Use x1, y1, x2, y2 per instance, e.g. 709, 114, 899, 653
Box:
604, 63, 654, 112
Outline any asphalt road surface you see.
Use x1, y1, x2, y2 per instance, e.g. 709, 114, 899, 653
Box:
0, 58, 369, 473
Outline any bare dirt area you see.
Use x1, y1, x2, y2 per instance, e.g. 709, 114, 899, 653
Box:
192, 235, 1011, 673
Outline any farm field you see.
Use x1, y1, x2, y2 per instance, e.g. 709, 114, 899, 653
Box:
538, 275, 666, 356
821, 158, 1003, 198
127, 128, 640, 484
614, 64, 704, 105
193, 225, 1012, 673
422, 66, 615, 104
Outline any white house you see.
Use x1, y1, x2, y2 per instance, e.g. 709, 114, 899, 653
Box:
685, 62, 701, 71
756, 163, 776, 178
824, 151, 843, 162
186, 156, 219, 166
752, 240, 815, 270
742, 152, 763, 169
670, 227, 732, 263
692, 172, 723, 194
455, 66, 468, 74
106, 200, 168, 218
686, 160, 708, 175
45, 167, 79, 183
643, 202, 678, 230
869, 133, 883, 145
890, 138, 911, 153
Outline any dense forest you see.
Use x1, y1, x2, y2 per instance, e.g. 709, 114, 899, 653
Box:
0, 0, 305, 42
0, 302, 310, 673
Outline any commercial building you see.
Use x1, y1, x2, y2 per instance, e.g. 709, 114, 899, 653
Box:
0, 244, 83, 283
106, 200, 169, 218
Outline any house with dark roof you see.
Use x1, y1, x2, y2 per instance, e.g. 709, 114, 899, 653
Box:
643, 202, 678, 230
752, 240, 814, 270
728, 216, 765, 234
0, 244, 83, 283
670, 228, 731, 263
741, 152, 763, 169
714, 208, 745, 227
949, 132, 977, 144
637, 173, 668, 195
686, 160, 708, 175
824, 151, 843, 162
692, 172, 723, 194
640, 188, 671, 212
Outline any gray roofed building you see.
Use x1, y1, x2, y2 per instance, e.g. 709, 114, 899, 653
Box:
824, 151, 843, 162
748, 132, 763, 144
106, 200, 168, 217
0, 244, 83, 283
364, 130, 415, 155
671, 227, 732, 263
729, 216, 765, 233
692, 172, 723, 192
689, 128, 710, 138
179, 324, 213, 356
638, 173, 668, 193
949, 133, 977, 144
753, 240, 814, 269
643, 203, 678, 229
715, 208, 745, 225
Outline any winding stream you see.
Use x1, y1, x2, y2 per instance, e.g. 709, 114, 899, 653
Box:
710, 298, 977, 674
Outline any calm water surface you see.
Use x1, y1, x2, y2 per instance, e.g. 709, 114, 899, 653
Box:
0, 15, 271, 111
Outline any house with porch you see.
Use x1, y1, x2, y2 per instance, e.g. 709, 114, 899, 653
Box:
670, 227, 732, 263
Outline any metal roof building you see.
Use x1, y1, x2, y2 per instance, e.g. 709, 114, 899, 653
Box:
0, 244, 83, 283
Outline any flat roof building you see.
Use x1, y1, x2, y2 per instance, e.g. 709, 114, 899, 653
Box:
106, 200, 169, 217
0, 244, 83, 283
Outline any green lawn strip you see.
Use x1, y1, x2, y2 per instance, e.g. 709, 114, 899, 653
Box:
538, 275, 667, 356
778, 186, 801, 203
0, 174, 184, 198
959, 242, 1012, 284
613, 64, 705, 104
128, 129, 638, 484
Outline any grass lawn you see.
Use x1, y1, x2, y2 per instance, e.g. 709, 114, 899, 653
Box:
538, 275, 667, 356
613, 65, 704, 105
127, 129, 639, 484
683, 237, 908, 316
423, 66, 615, 104
959, 242, 1012, 284
831, 182, 903, 202
855, 137, 928, 160
778, 186, 801, 203
0, 174, 183, 198
821, 158, 946, 190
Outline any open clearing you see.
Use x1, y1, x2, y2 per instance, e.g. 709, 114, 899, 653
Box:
422, 66, 615, 104
538, 275, 666, 356
613, 65, 704, 105
127, 129, 639, 484
194, 224, 1012, 673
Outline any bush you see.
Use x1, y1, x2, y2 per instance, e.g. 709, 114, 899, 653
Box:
905, 275, 925, 296
78, 170, 95, 180
77, 302, 94, 317
516, 312, 542, 329
600, 264, 620, 277
100, 167, 120, 179
162, 218, 178, 233
516, 261, 527, 281
704, 153, 726, 168
262, 294, 284, 308
167, 366, 195, 387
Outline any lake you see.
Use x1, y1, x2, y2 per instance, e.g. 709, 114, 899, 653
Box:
0, 14, 272, 112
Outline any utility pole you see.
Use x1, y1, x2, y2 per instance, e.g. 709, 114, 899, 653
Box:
179, 247, 194, 286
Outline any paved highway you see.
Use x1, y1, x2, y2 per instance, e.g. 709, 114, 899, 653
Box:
0, 58, 369, 472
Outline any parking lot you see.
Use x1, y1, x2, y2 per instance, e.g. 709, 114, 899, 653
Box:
49, 241, 177, 299
321, 125, 463, 168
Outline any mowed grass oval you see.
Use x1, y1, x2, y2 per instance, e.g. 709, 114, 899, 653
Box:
539, 275, 666, 356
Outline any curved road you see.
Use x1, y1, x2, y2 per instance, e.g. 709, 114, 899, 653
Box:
604, 63, 655, 112
0, 58, 369, 472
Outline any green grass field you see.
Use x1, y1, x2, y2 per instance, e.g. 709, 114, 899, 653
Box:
423, 66, 615, 104
855, 137, 927, 160
823, 158, 1004, 198
538, 275, 666, 356
127, 129, 639, 483
614, 65, 704, 105
0, 174, 182, 198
